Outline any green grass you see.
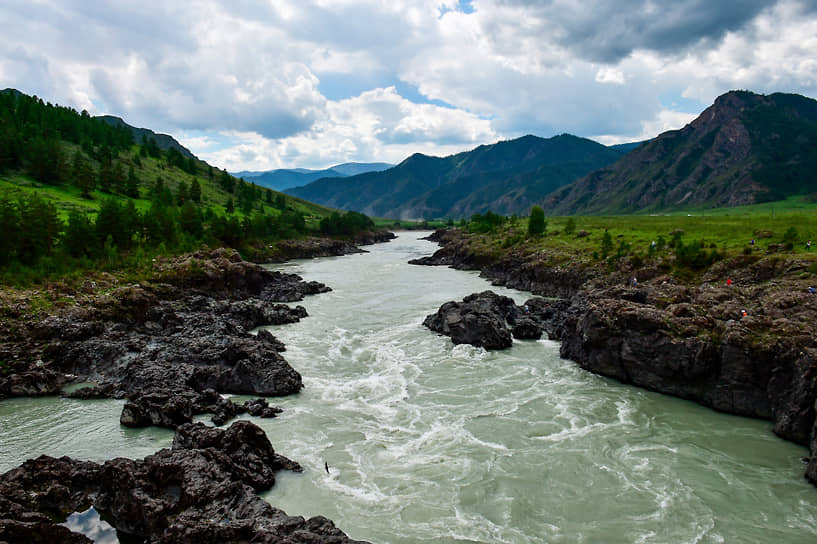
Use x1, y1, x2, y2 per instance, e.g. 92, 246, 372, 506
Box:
479, 210, 817, 266
661, 195, 817, 216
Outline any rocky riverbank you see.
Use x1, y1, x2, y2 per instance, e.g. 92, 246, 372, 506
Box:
1, 248, 329, 427
256, 231, 396, 263
0, 234, 391, 542
415, 228, 817, 485
0, 420, 368, 543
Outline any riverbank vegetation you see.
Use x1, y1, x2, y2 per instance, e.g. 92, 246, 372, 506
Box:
459, 206, 817, 280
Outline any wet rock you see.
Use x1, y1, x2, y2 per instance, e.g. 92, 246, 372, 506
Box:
424, 291, 552, 349
512, 318, 543, 340
121, 392, 195, 428
244, 398, 283, 418
62, 383, 118, 399
0, 421, 368, 544
23, 252, 324, 427
0, 367, 65, 398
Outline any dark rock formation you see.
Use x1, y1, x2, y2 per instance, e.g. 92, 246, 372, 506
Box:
424, 291, 551, 349
555, 282, 817, 483
0, 421, 369, 544
264, 231, 396, 263
1, 249, 329, 429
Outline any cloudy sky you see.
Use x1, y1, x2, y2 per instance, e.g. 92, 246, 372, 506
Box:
3, 0, 817, 171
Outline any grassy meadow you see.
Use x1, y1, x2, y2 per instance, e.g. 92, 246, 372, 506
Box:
465, 205, 817, 271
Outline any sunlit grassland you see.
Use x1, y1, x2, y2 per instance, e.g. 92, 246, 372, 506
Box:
479, 208, 817, 265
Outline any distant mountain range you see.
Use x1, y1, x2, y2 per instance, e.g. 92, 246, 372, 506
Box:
233, 162, 393, 191
285, 134, 632, 219
544, 90, 817, 215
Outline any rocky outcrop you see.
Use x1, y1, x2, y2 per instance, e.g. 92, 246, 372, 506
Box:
410, 230, 588, 299
555, 281, 817, 483
263, 231, 396, 263
0, 421, 369, 544
119, 389, 283, 428
417, 228, 817, 486
424, 291, 563, 349
0, 249, 330, 429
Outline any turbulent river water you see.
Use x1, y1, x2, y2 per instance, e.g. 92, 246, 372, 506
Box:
2, 231, 817, 543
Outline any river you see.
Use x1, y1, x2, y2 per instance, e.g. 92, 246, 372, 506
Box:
1, 231, 816, 543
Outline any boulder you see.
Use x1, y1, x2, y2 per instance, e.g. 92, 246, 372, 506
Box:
424, 291, 552, 349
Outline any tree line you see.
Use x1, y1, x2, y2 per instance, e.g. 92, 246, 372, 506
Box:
0, 91, 380, 276
0, 191, 314, 269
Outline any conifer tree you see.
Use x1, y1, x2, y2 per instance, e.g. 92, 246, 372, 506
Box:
126, 165, 139, 198
190, 178, 202, 203
176, 180, 189, 206
527, 205, 546, 236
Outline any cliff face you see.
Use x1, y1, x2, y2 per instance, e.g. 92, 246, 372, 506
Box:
414, 229, 817, 485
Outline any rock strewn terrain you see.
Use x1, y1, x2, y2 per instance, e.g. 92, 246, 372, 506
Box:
0, 420, 369, 544
415, 229, 817, 485
0, 248, 330, 427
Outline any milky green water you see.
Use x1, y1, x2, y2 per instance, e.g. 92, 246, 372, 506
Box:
1, 231, 816, 543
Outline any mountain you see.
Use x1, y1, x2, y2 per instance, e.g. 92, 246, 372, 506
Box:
329, 162, 393, 176
1, 89, 197, 160
609, 140, 649, 153
234, 162, 393, 191
286, 134, 629, 219
544, 91, 817, 215
96, 115, 196, 159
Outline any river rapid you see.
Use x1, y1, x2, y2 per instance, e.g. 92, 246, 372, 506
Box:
2, 231, 817, 543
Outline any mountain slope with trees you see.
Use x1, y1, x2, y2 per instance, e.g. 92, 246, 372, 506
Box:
0, 89, 380, 280
286, 134, 629, 219
544, 91, 817, 215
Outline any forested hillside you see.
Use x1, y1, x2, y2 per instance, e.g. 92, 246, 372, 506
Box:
286, 134, 628, 219
0, 90, 376, 280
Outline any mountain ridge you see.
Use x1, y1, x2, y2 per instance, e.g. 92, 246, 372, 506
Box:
543, 90, 817, 215
232, 162, 393, 191
286, 134, 631, 219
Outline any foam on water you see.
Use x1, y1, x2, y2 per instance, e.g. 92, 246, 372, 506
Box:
257, 232, 817, 544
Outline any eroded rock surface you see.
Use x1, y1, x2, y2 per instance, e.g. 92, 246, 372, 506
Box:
0, 421, 369, 544
1, 249, 329, 428
424, 290, 556, 349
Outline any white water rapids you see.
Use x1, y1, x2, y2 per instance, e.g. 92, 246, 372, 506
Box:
1, 231, 816, 543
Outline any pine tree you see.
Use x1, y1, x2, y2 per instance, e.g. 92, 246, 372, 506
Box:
0, 198, 20, 264
601, 230, 613, 258
63, 209, 96, 257
111, 161, 126, 193
126, 165, 139, 198
176, 180, 189, 206
189, 178, 201, 203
